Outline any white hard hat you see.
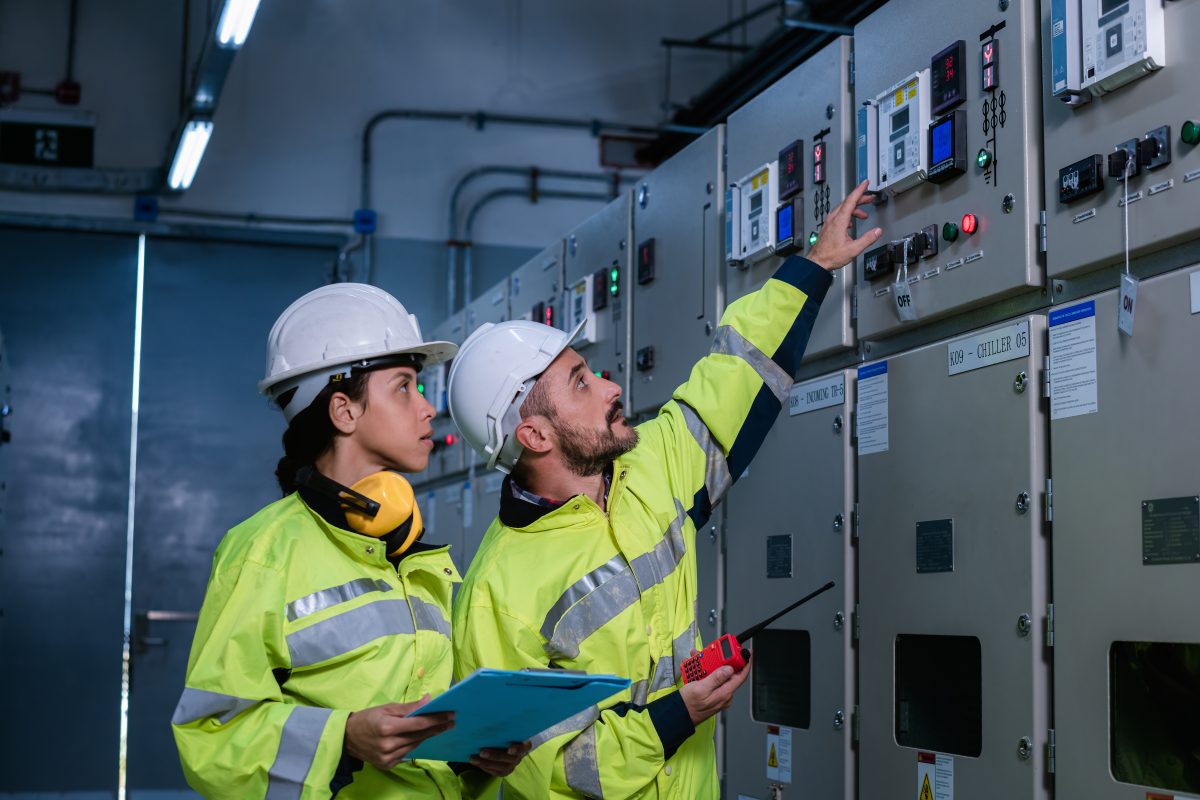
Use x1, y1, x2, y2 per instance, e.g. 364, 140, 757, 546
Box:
447, 318, 585, 474
258, 283, 458, 422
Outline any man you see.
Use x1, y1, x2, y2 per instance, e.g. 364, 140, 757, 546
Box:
446, 182, 881, 798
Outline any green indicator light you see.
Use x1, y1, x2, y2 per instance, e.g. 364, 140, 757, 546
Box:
417, 383, 425, 394
942, 222, 959, 243
807, 231, 819, 246
976, 148, 993, 169
1183, 120, 1200, 146
610, 284, 618, 296
594, 371, 602, 378
610, 268, 619, 280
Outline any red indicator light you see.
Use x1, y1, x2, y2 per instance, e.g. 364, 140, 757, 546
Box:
961, 213, 978, 235
544, 305, 554, 327
445, 434, 456, 445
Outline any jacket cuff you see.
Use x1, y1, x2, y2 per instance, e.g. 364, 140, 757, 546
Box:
774, 255, 833, 305
647, 691, 695, 761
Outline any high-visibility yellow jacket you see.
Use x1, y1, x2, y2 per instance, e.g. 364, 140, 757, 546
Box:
172, 485, 477, 799
453, 256, 832, 799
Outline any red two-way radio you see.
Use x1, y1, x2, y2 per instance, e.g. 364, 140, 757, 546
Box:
680, 580, 836, 684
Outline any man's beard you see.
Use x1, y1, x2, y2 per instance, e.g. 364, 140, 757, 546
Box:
554, 403, 639, 477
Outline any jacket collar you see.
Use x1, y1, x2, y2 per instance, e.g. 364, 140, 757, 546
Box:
499, 466, 615, 529
297, 482, 446, 564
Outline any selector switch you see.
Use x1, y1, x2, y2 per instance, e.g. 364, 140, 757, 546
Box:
1109, 139, 1140, 180
1140, 125, 1172, 170
636, 346, 655, 372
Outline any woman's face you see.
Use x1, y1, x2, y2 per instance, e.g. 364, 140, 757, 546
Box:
352, 365, 437, 473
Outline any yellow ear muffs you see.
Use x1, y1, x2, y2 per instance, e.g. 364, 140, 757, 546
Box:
342, 470, 424, 556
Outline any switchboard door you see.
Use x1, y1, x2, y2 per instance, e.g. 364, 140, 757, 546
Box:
1049, 267, 1200, 799
465, 472, 506, 571
723, 370, 856, 800
426, 480, 468, 578
564, 193, 632, 400
725, 37, 855, 361
857, 315, 1050, 799
854, 0, 1044, 340
1042, 0, 1200, 279
630, 126, 724, 416
509, 241, 565, 326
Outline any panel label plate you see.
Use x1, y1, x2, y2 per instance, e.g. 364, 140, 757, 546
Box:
1142, 496, 1200, 566
789, 373, 845, 416
916, 519, 954, 573
767, 534, 793, 578
947, 320, 1030, 375
857, 361, 889, 455
1049, 301, 1099, 420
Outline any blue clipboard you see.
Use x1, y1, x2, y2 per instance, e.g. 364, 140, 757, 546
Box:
405, 668, 630, 762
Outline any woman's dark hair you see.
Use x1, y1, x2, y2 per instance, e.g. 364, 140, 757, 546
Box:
275, 372, 372, 495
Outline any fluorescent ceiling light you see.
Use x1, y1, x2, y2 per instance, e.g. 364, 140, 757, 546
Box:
167, 120, 213, 191
216, 0, 263, 48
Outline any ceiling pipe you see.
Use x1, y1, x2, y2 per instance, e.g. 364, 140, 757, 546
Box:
460, 188, 611, 314
446, 166, 635, 316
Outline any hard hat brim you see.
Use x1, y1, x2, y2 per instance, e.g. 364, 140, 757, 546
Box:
257, 339, 459, 396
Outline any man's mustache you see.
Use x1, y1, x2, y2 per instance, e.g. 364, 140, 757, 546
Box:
607, 401, 624, 424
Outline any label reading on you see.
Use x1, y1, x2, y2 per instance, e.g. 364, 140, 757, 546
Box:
857, 361, 889, 455
767, 534, 793, 579
789, 373, 845, 416
917, 752, 953, 800
1118, 273, 1139, 337
947, 320, 1030, 376
916, 519, 954, 573
1142, 496, 1200, 566
766, 725, 793, 783
1049, 301, 1099, 420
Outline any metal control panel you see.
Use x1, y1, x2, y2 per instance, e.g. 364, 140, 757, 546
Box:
855, 0, 1044, 341
423, 481, 468, 578
1042, 0, 1200, 280
1048, 268, 1200, 799
564, 193, 632, 400
630, 126, 724, 416
725, 36, 855, 362
856, 315, 1050, 799
418, 311, 467, 485
0, 326, 9, 556
510, 242, 565, 329
723, 369, 857, 800
465, 472, 506, 573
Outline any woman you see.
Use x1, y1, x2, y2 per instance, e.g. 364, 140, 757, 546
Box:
172, 283, 527, 798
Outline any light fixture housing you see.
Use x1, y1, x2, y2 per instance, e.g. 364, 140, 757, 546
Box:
216, 0, 263, 48
167, 119, 213, 191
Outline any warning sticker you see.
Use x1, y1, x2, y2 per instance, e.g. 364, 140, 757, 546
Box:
766, 725, 793, 783
916, 751, 953, 800
1048, 301, 1099, 420
856, 361, 889, 455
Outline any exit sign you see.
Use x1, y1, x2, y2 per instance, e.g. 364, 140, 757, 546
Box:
0, 109, 95, 168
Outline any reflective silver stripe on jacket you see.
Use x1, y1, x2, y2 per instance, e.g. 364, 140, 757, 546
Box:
410, 596, 452, 638
264, 704, 332, 800
543, 504, 689, 661
287, 598, 415, 668
171, 687, 259, 726
540, 555, 628, 641
648, 621, 700, 693
628, 501, 688, 593
286, 578, 392, 622
712, 324, 792, 404
528, 704, 601, 749
563, 723, 604, 799
679, 401, 734, 504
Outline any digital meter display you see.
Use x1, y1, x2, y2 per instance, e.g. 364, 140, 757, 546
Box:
930, 40, 967, 115
777, 202, 794, 244
932, 120, 952, 164
812, 141, 826, 184
927, 110, 966, 184
891, 106, 910, 139
1058, 154, 1105, 203
777, 139, 804, 201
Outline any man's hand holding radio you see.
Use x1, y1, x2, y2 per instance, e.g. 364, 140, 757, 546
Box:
679, 654, 751, 725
